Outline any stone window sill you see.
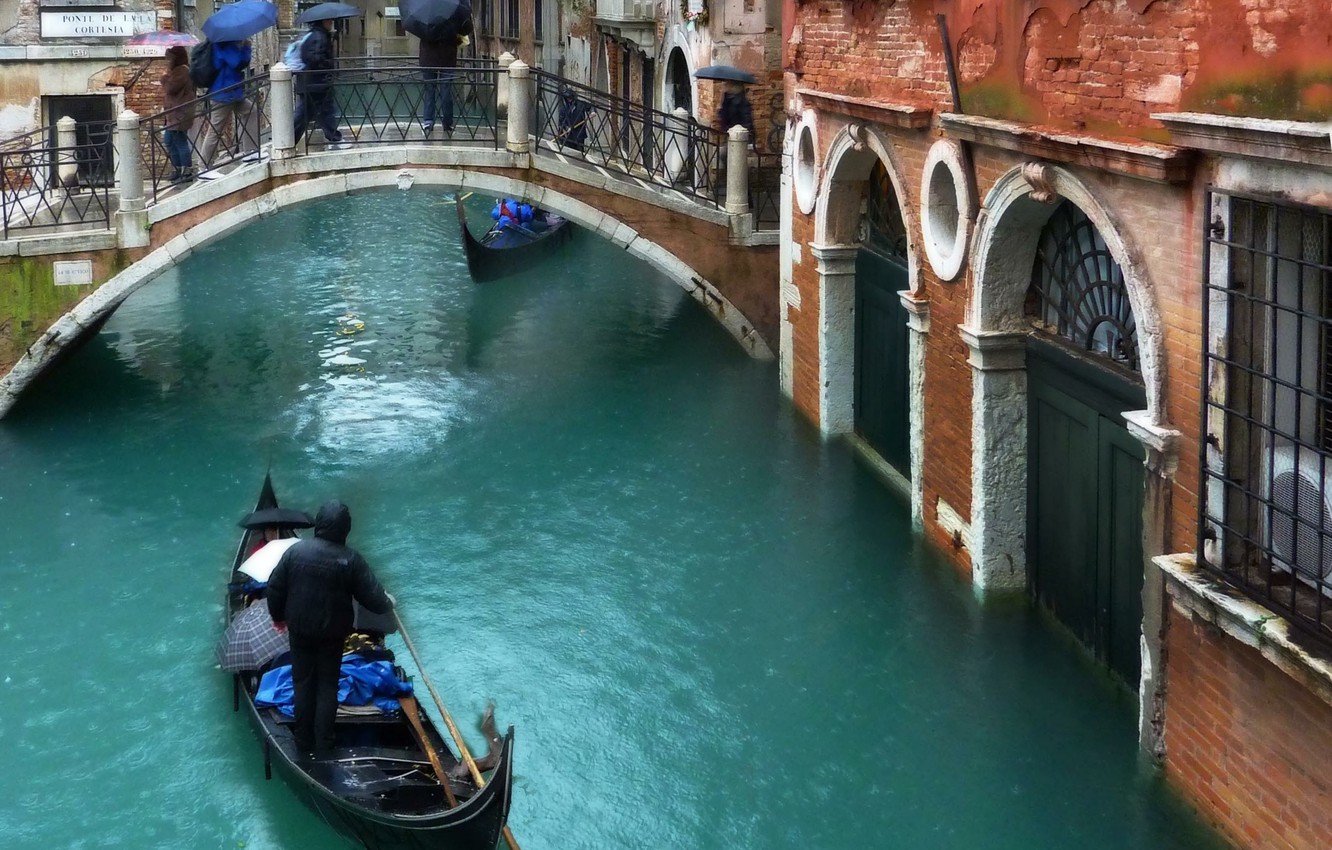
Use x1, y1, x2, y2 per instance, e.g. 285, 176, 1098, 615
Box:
794, 87, 932, 130
1156, 553, 1332, 710
1152, 112, 1332, 168
939, 112, 1193, 184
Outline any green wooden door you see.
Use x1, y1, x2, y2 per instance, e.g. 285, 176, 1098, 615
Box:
1028, 340, 1146, 687
854, 248, 910, 477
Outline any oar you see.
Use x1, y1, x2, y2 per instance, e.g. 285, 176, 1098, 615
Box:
398, 693, 459, 808
393, 610, 522, 850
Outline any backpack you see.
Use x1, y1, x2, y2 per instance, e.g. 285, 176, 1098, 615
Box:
189, 40, 216, 89
284, 32, 311, 72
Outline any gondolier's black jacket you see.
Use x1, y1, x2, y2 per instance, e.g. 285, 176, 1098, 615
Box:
267, 501, 392, 642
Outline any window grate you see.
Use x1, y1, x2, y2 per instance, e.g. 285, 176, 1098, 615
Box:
1027, 200, 1140, 371
1199, 189, 1332, 649
863, 161, 908, 262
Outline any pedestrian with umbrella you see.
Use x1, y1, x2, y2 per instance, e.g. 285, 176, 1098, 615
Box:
291, 12, 348, 148
159, 45, 197, 184
694, 64, 758, 149
198, 1, 276, 169
399, 0, 473, 136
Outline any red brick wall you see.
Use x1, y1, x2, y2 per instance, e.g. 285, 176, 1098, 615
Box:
1165, 608, 1332, 850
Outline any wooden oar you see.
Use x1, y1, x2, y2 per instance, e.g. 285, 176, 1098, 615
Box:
397, 693, 459, 808
393, 610, 522, 850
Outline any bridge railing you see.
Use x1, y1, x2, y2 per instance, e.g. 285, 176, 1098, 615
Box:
1, 119, 116, 239
312, 64, 500, 150
528, 69, 726, 209
142, 74, 272, 201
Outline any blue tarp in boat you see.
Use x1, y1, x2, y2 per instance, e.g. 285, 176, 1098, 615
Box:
255, 653, 414, 716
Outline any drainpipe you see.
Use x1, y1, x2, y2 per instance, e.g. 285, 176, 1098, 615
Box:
935, 15, 980, 216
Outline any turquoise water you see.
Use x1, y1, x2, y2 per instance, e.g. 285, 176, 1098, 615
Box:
0, 190, 1225, 849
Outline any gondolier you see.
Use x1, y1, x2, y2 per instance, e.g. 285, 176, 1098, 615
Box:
267, 499, 393, 758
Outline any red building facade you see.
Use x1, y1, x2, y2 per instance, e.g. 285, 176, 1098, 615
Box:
782, 3, 1332, 848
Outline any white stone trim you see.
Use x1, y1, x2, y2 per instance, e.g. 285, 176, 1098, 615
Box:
920, 139, 973, 281
811, 242, 857, 434
901, 290, 930, 530
793, 116, 819, 216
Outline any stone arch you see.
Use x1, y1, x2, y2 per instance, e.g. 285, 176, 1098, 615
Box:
969, 163, 1164, 421
813, 122, 922, 289
660, 29, 696, 119
0, 169, 771, 416
806, 121, 928, 527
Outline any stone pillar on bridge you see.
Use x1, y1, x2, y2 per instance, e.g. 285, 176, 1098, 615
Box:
725, 125, 750, 216
497, 51, 516, 119
507, 60, 530, 154
114, 109, 149, 249
56, 116, 78, 187
270, 62, 296, 160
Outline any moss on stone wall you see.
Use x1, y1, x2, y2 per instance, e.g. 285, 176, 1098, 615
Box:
1185, 68, 1332, 122
0, 255, 96, 375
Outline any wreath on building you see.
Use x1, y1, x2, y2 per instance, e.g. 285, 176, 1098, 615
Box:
681, 0, 708, 25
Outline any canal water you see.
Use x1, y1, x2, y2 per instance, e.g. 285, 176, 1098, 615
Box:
0, 191, 1225, 850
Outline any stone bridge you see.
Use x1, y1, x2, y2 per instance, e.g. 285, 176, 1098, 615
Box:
0, 61, 779, 416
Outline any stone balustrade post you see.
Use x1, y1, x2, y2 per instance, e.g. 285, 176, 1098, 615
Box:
113, 109, 150, 248
56, 116, 79, 187
496, 51, 516, 119
665, 106, 689, 185
506, 60, 530, 154
725, 124, 750, 216
270, 62, 296, 159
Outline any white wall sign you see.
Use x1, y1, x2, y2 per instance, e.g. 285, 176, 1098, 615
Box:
122, 44, 166, 58
41, 12, 157, 39
53, 260, 93, 287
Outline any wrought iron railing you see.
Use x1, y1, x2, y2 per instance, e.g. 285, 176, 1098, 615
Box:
1199, 188, 1332, 649
529, 70, 727, 208
307, 64, 500, 150
750, 152, 780, 231
0, 122, 116, 238
142, 73, 271, 201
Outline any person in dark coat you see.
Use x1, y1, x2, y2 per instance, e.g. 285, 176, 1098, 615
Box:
293, 19, 345, 146
717, 83, 756, 148
418, 12, 474, 135
268, 500, 392, 757
160, 46, 196, 183
555, 86, 589, 153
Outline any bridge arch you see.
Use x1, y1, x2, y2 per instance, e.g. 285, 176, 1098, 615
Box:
0, 167, 772, 416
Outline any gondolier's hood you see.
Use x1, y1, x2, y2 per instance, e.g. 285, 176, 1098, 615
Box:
313, 500, 352, 544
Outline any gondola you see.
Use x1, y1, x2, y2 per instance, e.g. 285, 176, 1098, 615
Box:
457, 195, 574, 282
223, 475, 515, 850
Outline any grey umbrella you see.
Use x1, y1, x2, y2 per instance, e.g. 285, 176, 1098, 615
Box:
216, 598, 289, 672
693, 65, 757, 84
298, 2, 362, 24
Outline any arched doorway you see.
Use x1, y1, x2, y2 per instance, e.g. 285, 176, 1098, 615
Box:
665, 47, 692, 115
854, 161, 911, 478
1025, 199, 1146, 687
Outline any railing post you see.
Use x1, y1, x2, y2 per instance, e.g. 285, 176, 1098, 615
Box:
664, 107, 689, 185
115, 108, 149, 248
270, 62, 296, 159
56, 116, 79, 187
725, 124, 750, 216
506, 60, 530, 154
496, 51, 516, 119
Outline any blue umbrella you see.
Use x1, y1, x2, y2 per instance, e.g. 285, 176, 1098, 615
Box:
202, 0, 279, 42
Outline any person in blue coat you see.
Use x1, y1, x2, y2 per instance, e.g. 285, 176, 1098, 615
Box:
198, 39, 259, 169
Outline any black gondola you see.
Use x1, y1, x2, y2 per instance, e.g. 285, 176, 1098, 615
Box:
457, 195, 573, 282
224, 475, 514, 850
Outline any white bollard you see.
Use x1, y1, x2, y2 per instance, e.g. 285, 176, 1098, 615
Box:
270, 62, 296, 159
496, 51, 516, 119
56, 116, 79, 187
725, 124, 750, 216
115, 109, 144, 213
506, 60, 530, 154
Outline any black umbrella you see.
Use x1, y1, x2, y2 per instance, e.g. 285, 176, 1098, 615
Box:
693, 65, 757, 84
399, 0, 470, 42
238, 507, 315, 529
298, 2, 361, 24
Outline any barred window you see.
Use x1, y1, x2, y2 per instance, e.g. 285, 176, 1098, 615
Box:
1200, 191, 1332, 647
862, 161, 908, 262
502, 0, 520, 38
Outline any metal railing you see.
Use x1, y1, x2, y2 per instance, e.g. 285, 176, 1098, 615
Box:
750, 152, 780, 231
142, 73, 272, 202
529, 70, 726, 209
314, 64, 500, 149
1199, 188, 1332, 649
1, 121, 116, 238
